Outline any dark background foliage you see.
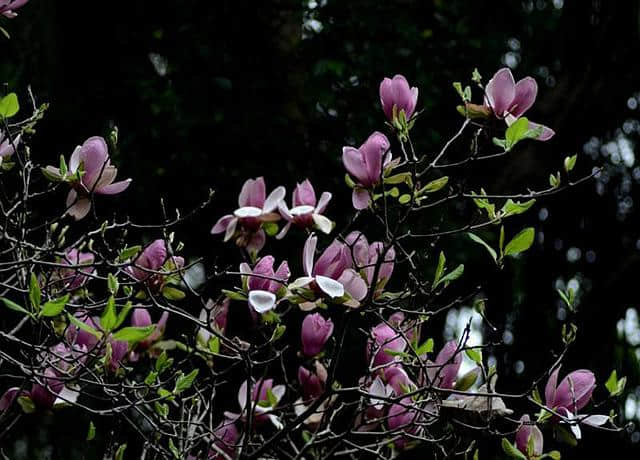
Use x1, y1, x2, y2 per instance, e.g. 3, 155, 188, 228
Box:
2, 0, 640, 457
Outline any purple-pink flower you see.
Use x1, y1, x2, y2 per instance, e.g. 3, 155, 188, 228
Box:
424, 340, 462, 390
277, 179, 332, 238
345, 231, 395, 294
515, 414, 543, 458
56, 248, 95, 291
0, 129, 20, 161
484, 68, 555, 141
230, 378, 286, 428
127, 239, 184, 292
130, 308, 168, 350
368, 321, 407, 368
211, 177, 285, 255
342, 132, 392, 210
301, 313, 334, 356
291, 234, 367, 307
298, 361, 327, 401
387, 397, 420, 448
0, 0, 29, 18
240, 255, 290, 313
379, 75, 419, 122
197, 297, 230, 346
43, 136, 131, 220
544, 367, 595, 415
209, 418, 240, 460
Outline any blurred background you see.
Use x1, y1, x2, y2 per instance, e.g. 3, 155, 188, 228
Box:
3, 0, 640, 457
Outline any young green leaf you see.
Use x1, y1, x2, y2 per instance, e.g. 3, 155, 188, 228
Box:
564, 154, 577, 172
505, 117, 529, 150
86, 421, 96, 441
112, 325, 155, 343
107, 273, 119, 295
113, 301, 133, 329
501, 438, 527, 459
0, 93, 19, 118
1, 297, 32, 316
114, 444, 127, 460
504, 227, 535, 257
174, 369, 199, 394
465, 348, 483, 364
100, 296, 117, 331
433, 251, 446, 286
468, 233, 497, 263
434, 264, 464, 288
419, 176, 449, 194
414, 338, 434, 356
40, 294, 70, 317
68, 313, 102, 338
29, 273, 41, 310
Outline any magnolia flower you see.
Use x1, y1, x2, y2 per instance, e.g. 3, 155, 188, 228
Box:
197, 297, 230, 346
0, 368, 66, 413
56, 248, 95, 291
342, 132, 392, 209
291, 234, 368, 308
0, 0, 29, 18
228, 378, 286, 429
127, 239, 184, 292
301, 313, 334, 356
384, 366, 416, 396
209, 418, 240, 460
130, 307, 168, 350
484, 68, 555, 141
43, 342, 88, 376
368, 322, 407, 368
345, 231, 395, 293
67, 314, 128, 371
298, 362, 327, 401
211, 177, 285, 255
357, 375, 394, 431
515, 415, 543, 458
387, 397, 420, 448
0, 129, 20, 162
379, 74, 419, 122
240, 255, 290, 313
277, 179, 332, 238
43, 136, 131, 220
423, 340, 463, 390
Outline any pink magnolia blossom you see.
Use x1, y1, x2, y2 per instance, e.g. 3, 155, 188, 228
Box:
277, 179, 333, 238
424, 340, 462, 390
130, 307, 169, 351
0, 129, 20, 160
0, 368, 68, 413
367, 321, 407, 368
211, 177, 285, 255
300, 313, 333, 356
127, 239, 184, 292
240, 255, 290, 313
379, 74, 419, 122
484, 68, 555, 141
387, 397, 420, 448
342, 132, 391, 210
67, 314, 129, 371
292, 234, 368, 307
228, 378, 286, 428
209, 418, 240, 460
197, 297, 230, 346
0, 0, 29, 18
298, 362, 327, 401
345, 231, 395, 293
515, 415, 544, 458
43, 136, 131, 220
56, 248, 95, 291
384, 365, 416, 396
544, 367, 595, 415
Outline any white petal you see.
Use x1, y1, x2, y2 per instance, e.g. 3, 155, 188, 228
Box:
315, 275, 344, 298
312, 213, 333, 234
248, 290, 277, 313
234, 206, 262, 218
275, 222, 291, 240
290, 205, 315, 216
224, 218, 238, 242
289, 276, 314, 289
263, 186, 286, 213
271, 384, 286, 402
315, 191, 332, 213
303, 234, 317, 276
582, 414, 609, 427
267, 414, 284, 430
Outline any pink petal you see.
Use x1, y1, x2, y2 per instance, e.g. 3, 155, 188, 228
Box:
293, 179, 317, 207
485, 68, 516, 118
338, 268, 368, 301
97, 178, 131, 195
510, 77, 538, 118
352, 188, 371, 210
315, 191, 332, 214
66, 191, 92, 220
342, 146, 367, 184
211, 214, 234, 234
239, 177, 266, 208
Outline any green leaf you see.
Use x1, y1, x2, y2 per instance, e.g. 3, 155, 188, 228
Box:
29, 273, 41, 310
221, 289, 247, 301
492, 137, 507, 149
114, 301, 133, 329
271, 324, 286, 342
100, 296, 117, 331
17, 395, 35, 414
549, 172, 560, 188
162, 286, 185, 300
465, 348, 483, 364
59, 155, 68, 176
144, 371, 158, 385
168, 439, 180, 459
86, 421, 96, 441
40, 294, 70, 317
564, 154, 577, 173
504, 227, 535, 257
114, 444, 127, 460
1, 297, 31, 316
384, 172, 413, 185
155, 401, 169, 418
532, 387, 543, 405
454, 368, 479, 391
174, 369, 199, 394
208, 336, 220, 353
118, 245, 142, 261
555, 425, 577, 447
544, 451, 562, 460
501, 199, 536, 217
68, 313, 101, 338
344, 173, 356, 189
155, 351, 174, 374
107, 273, 119, 295
434, 264, 464, 288
0, 93, 19, 118
398, 194, 412, 204
112, 325, 155, 343
605, 370, 626, 396
433, 251, 446, 286
472, 68, 482, 83
501, 438, 527, 459
468, 233, 497, 263
419, 176, 449, 194
266, 388, 278, 406
505, 117, 529, 150
414, 338, 434, 356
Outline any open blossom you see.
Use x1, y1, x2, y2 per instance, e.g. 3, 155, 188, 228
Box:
0, 0, 29, 18
368, 321, 407, 368
342, 132, 392, 210
277, 179, 332, 238
515, 415, 543, 458
211, 177, 285, 255
227, 378, 286, 428
379, 74, 419, 122
127, 239, 184, 291
240, 255, 290, 313
545, 367, 595, 415
197, 297, 230, 346
345, 231, 395, 293
56, 248, 95, 291
484, 68, 555, 141
301, 313, 334, 356
291, 234, 367, 308
0, 129, 20, 162
209, 418, 240, 460
43, 136, 131, 220
424, 340, 462, 390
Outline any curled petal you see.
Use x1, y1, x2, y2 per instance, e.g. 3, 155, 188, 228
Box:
248, 290, 277, 313
315, 275, 344, 298
352, 188, 370, 210
485, 68, 516, 117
